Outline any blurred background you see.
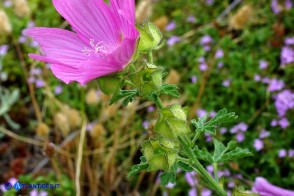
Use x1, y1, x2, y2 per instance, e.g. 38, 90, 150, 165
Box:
0, 0, 293, 195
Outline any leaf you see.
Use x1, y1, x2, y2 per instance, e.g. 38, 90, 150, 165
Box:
213, 139, 253, 163
191, 108, 238, 135
221, 147, 253, 162
159, 84, 180, 98
128, 156, 149, 177
193, 147, 214, 163
176, 161, 193, 172
109, 90, 138, 106
160, 171, 176, 186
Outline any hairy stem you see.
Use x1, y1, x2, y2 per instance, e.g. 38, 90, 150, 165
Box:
148, 51, 154, 64
153, 94, 164, 109
213, 163, 219, 183
178, 136, 226, 196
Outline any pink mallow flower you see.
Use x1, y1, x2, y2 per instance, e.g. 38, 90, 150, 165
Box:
253, 177, 294, 196
25, 0, 139, 85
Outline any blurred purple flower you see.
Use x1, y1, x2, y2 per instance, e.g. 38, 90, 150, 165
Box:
222, 79, 231, 87
198, 57, 206, 63
254, 74, 261, 82
206, 0, 214, 6
142, 120, 149, 129
206, 165, 214, 173
200, 35, 213, 45
217, 62, 223, 68
147, 106, 155, 112
185, 172, 197, 186
228, 181, 235, 188
254, 139, 264, 151
54, 85, 63, 95
252, 177, 294, 196
0, 45, 9, 56
205, 133, 212, 142
19, 36, 27, 43
281, 46, 294, 66
259, 129, 270, 139
261, 77, 271, 84
285, 37, 294, 45
167, 36, 181, 46
30, 40, 40, 48
199, 63, 208, 71
230, 122, 248, 133
279, 149, 287, 158
196, 108, 206, 118
210, 111, 216, 117
28, 76, 36, 84
189, 188, 197, 196
259, 60, 268, 70
267, 79, 285, 92
3, 0, 12, 7
274, 89, 294, 117
288, 149, 294, 157
271, 0, 281, 14
203, 45, 211, 52
35, 79, 45, 88
285, 0, 293, 10
30, 68, 42, 75
271, 119, 278, 127
279, 118, 289, 129
220, 127, 227, 134
191, 75, 197, 84
215, 49, 224, 59
202, 189, 212, 196
236, 133, 245, 142
187, 16, 196, 23
166, 21, 176, 31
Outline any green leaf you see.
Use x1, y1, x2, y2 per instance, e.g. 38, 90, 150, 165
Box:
193, 147, 214, 163
159, 84, 180, 98
128, 156, 149, 177
191, 108, 238, 135
176, 161, 193, 172
213, 139, 253, 163
221, 147, 253, 162
159, 165, 177, 186
109, 90, 138, 106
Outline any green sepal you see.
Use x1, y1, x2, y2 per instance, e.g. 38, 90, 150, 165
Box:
98, 75, 122, 95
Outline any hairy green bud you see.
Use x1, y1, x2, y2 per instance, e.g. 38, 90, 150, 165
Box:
98, 75, 121, 95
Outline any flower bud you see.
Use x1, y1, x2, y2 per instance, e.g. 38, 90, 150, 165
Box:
129, 66, 163, 98
137, 21, 162, 52
142, 138, 177, 171
54, 112, 70, 137
98, 75, 121, 95
155, 104, 190, 140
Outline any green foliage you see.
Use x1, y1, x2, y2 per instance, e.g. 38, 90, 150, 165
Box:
109, 90, 138, 106
191, 109, 238, 135
158, 84, 180, 98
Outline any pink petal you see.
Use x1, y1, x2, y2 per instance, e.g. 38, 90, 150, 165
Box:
110, 0, 136, 25
24, 27, 88, 66
52, 0, 121, 46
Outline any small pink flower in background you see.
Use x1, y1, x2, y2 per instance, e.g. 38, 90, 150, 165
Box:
25, 0, 139, 85
252, 177, 294, 196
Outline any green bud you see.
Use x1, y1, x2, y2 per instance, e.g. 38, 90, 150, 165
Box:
155, 104, 191, 140
137, 21, 163, 52
129, 66, 163, 98
98, 75, 121, 95
142, 138, 178, 171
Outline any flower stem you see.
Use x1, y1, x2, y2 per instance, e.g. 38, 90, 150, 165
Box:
213, 163, 219, 183
153, 94, 164, 109
148, 51, 154, 64
178, 136, 227, 196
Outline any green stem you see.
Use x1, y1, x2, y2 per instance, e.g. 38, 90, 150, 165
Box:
192, 131, 201, 144
213, 163, 219, 183
148, 51, 154, 64
153, 94, 164, 109
178, 136, 227, 196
